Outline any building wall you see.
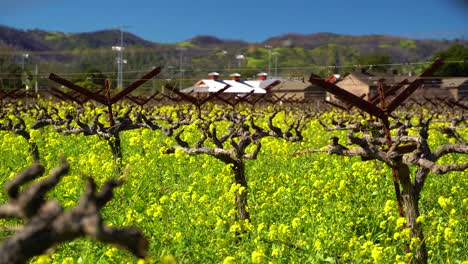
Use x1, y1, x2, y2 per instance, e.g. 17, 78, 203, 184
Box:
335, 75, 463, 102
269, 80, 308, 101
411, 87, 456, 100
458, 85, 468, 100
333, 75, 370, 101
304, 85, 326, 100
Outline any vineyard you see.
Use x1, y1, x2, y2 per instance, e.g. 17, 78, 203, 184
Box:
0, 66, 467, 264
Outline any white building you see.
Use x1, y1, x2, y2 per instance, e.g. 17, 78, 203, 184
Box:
181, 72, 281, 96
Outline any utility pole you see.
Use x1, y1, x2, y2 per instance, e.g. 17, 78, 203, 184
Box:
221, 50, 231, 70
21, 53, 29, 71
272, 51, 279, 77
264, 45, 272, 77
176, 47, 187, 90
236, 54, 245, 69
151, 66, 156, 91
35, 64, 38, 93
167, 65, 175, 80
112, 25, 128, 89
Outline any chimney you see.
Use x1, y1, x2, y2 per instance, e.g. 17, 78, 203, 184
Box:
257, 72, 268, 81
208, 72, 220, 80
230, 73, 241, 81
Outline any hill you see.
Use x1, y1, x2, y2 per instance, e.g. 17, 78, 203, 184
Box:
0, 25, 466, 87
0, 25, 158, 51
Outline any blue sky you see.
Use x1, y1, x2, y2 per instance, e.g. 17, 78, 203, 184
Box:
1, 0, 467, 43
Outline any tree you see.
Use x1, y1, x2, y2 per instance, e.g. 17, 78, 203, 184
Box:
73, 67, 108, 91
432, 44, 468, 77
354, 53, 391, 73
0, 64, 22, 90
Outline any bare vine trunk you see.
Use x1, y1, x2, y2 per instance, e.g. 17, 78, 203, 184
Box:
399, 165, 427, 264
232, 161, 250, 222
30, 142, 40, 162
0, 161, 148, 264
108, 135, 123, 175
13, 130, 40, 162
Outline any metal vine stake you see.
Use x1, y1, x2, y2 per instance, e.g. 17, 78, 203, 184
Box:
48, 67, 162, 173
164, 83, 229, 118
49, 67, 162, 124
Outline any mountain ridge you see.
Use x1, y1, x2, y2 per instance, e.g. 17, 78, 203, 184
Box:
0, 24, 466, 81
2, 24, 465, 52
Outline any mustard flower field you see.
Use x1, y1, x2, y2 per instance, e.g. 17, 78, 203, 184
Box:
0, 101, 466, 263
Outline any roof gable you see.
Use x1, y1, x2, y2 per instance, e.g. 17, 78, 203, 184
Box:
181, 79, 281, 94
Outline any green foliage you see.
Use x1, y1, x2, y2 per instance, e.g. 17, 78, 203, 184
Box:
44, 32, 66, 41
245, 57, 265, 69
432, 44, 468, 77
400, 40, 417, 49
177, 41, 195, 48
72, 67, 108, 91
354, 53, 392, 73
0, 64, 23, 90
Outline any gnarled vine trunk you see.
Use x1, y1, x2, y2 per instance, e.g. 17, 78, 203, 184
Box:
399, 164, 427, 264
108, 135, 123, 175
232, 160, 250, 222
0, 161, 148, 264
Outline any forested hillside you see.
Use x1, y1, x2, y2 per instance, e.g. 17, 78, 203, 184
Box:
0, 25, 467, 89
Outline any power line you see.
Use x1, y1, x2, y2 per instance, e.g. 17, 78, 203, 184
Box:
0, 75, 466, 82
0, 60, 465, 77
